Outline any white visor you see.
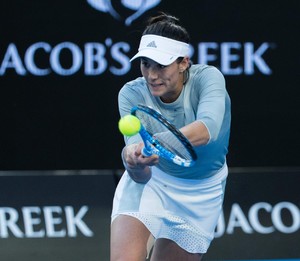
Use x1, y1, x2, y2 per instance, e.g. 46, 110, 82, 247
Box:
130, 34, 190, 66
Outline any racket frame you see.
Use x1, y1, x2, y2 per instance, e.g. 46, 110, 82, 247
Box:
131, 104, 197, 167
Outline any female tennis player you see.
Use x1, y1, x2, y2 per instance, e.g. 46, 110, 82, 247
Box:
111, 12, 231, 261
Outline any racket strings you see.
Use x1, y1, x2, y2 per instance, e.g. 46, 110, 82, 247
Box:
136, 111, 193, 161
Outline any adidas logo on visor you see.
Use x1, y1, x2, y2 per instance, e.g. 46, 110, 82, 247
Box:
146, 41, 157, 48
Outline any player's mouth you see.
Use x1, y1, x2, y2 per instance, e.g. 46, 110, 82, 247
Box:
148, 82, 164, 89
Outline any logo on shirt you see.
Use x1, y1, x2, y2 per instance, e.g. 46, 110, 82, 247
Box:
87, 0, 161, 26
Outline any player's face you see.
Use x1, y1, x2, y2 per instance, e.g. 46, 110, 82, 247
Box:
140, 57, 189, 103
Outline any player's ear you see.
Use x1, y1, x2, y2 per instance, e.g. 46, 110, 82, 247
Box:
179, 56, 190, 72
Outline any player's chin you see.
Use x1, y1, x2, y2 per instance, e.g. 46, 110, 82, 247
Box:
149, 88, 164, 97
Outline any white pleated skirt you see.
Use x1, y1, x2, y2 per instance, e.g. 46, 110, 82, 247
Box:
111, 164, 228, 254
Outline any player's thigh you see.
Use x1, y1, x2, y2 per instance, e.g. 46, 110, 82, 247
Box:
111, 214, 151, 261
150, 238, 203, 261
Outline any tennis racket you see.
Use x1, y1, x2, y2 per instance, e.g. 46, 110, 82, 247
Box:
131, 104, 197, 167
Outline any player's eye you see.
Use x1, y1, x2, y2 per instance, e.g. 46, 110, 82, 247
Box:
141, 59, 150, 68
158, 64, 167, 69
141, 59, 167, 70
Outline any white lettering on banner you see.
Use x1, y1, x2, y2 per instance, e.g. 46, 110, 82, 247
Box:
198, 42, 273, 75
272, 202, 300, 233
0, 41, 274, 76
50, 42, 83, 76
0, 206, 93, 238
0, 40, 131, 76
0, 43, 26, 75
25, 42, 51, 75
249, 202, 275, 233
109, 41, 131, 75
215, 202, 300, 238
225, 203, 253, 234
85, 42, 107, 75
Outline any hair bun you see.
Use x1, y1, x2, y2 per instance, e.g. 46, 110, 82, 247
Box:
143, 12, 190, 43
148, 12, 180, 25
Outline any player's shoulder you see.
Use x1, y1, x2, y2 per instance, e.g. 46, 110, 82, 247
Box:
190, 64, 223, 77
118, 77, 148, 103
123, 77, 147, 90
190, 64, 225, 84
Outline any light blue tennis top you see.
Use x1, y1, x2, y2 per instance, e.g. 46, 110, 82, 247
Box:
118, 64, 231, 180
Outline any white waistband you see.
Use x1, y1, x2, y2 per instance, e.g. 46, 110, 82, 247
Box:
151, 163, 228, 187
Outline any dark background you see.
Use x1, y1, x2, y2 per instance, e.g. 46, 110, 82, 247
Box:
0, 0, 299, 171
0, 1, 299, 260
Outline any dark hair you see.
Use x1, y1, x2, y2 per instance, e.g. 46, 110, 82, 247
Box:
143, 12, 190, 44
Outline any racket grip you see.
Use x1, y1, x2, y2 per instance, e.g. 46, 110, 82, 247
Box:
142, 147, 153, 157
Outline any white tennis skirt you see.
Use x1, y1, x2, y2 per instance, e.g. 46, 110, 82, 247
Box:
111, 164, 228, 254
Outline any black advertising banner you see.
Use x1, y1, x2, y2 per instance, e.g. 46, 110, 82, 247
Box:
206, 168, 300, 260
0, 169, 299, 261
0, 1, 299, 170
0, 170, 116, 261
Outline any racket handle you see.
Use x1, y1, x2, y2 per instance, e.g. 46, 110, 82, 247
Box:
142, 147, 153, 157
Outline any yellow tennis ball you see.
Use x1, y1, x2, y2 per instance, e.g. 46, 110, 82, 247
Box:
118, 115, 141, 136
